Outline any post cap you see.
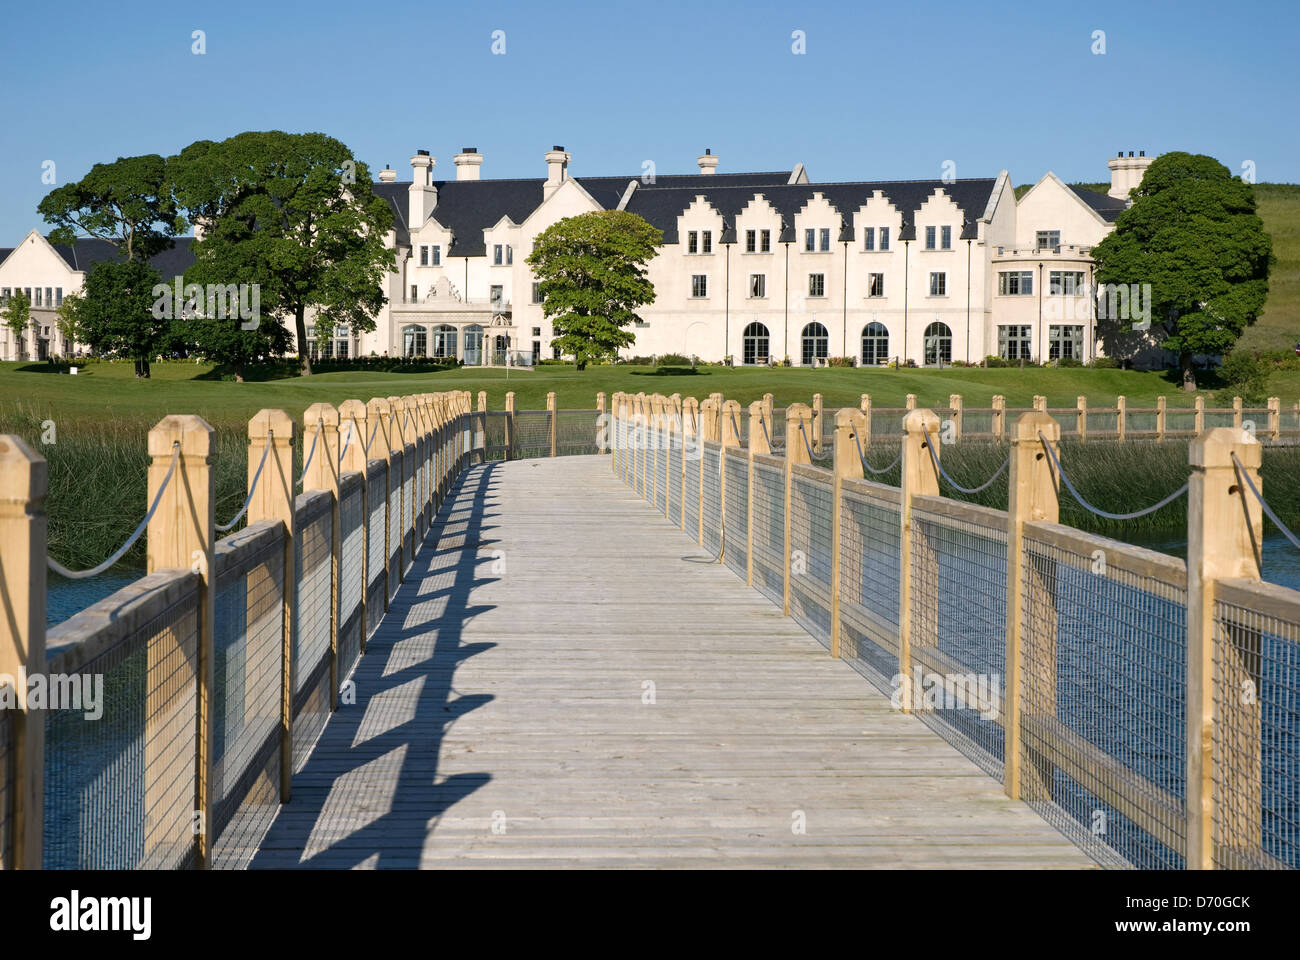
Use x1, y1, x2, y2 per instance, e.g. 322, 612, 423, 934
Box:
1011, 410, 1061, 443
148, 414, 214, 458
0, 434, 48, 501
248, 408, 295, 440
1191, 426, 1262, 469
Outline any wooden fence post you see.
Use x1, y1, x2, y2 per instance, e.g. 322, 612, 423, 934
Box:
1195, 396, 1205, 434
746, 400, 770, 586
811, 394, 824, 453
905, 393, 917, 412
366, 398, 394, 600
0, 435, 46, 869
948, 394, 963, 443
681, 396, 697, 531
1186, 428, 1262, 870
1033, 395, 1046, 414
596, 392, 607, 456
146, 415, 215, 867
1156, 395, 1167, 442
247, 410, 296, 800
719, 400, 742, 563
698, 397, 718, 545
1116, 395, 1127, 442
783, 403, 812, 617
505, 391, 516, 461
992, 395, 1005, 440
669, 394, 683, 521
1232, 396, 1243, 431
1076, 396, 1087, 442
1267, 397, 1280, 441
829, 409, 866, 658
898, 409, 941, 713
302, 403, 341, 712
1004, 411, 1061, 801
338, 400, 368, 656
547, 391, 558, 457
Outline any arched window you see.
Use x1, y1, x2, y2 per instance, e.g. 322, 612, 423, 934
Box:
742, 321, 769, 365
923, 321, 952, 366
463, 324, 484, 365
801, 321, 828, 366
402, 324, 427, 357
431, 324, 458, 359
861, 322, 889, 366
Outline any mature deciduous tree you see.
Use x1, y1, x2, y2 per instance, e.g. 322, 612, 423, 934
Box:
526, 211, 662, 370
169, 131, 394, 375
75, 260, 172, 377
1092, 152, 1273, 389
1, 289, 32, 358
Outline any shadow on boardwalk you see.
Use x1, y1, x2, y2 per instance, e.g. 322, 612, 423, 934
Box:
251, 465, 502, 868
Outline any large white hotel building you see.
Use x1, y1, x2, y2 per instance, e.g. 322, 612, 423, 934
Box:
0, 147, 1156, 367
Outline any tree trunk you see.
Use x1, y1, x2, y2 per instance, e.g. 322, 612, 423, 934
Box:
296, 304, 312, 376
1181, 351, 1197, 391
134, 356, 151, 379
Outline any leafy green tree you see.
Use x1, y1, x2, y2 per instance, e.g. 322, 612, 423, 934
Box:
169, 131, 394, 375
75, 260, 172, 377
526, 211, 662, 370
55, 291, 84, 355
1, 289, 32, 358
1092, 152, 1273, 389
38, 154, 184, 263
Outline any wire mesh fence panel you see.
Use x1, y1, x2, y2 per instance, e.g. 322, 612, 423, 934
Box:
1020, 523, 1188, 869
751, 457, 786, 608
43, 571, 201, 869
1165, 409, 1200, 436
367, 461, 388, 638
668, 433, 683, 524
1211, 579, 1300, 870
388, 449, 403, 601
211, 522, 285, 869
513, 411, 553, 459
557, 410, 599, 455
768, 407, 786, 451
481, 412, 509, 461
871, 408, 907, 439
293, 491, 333, 772
838, 480, 903, 693
1126, 409, 1160, 436
1088, 410, 1119, 436
402, 444, 415, 566
908, 497, 1009, 781
655, 431, 667, 513
1203, 409, 1237, 429
1047, 409, 1080, 437
789, 467, 834, 646
723, 450, 749, 580
0, 681, 10, 870
702, 443, 722, 557
963, 409, 996, 438
338, 474, 365, 683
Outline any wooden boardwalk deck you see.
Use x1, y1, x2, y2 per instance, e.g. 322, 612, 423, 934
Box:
251, 455, 1095, 869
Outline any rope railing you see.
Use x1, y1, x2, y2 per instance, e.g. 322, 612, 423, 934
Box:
923, 436, 1009, 495
1039, 431, 1189, 521
852, 432, 902, 476
216, 433, 271, 534
796, 421, 833, 463
47, 442, 181, 580
338, 421, 352, 465
296, 420, 322, 487
1232, 452, 1300, 550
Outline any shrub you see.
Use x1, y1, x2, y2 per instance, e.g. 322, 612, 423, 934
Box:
1216, 351, 1271, 404
1089, 356, 1121, 369
1058, 355, 1084, 368
983, 355, 1010, 368
656, 352, 691, 366
826, 356, 856, 367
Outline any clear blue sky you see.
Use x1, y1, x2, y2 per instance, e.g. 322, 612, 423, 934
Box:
0, 0, 1295, 241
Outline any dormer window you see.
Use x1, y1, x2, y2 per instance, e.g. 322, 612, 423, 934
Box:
431, 244, 441, 266
820, 228, 830, 251
702, 231, 712, 254
745, 230, 756, 253
880, 227, 890, 251
1036, 230, 1061, 251
761, 229, 771, 252
804, 229, 815, 252
688, 231, 699, 254
941, 226, 952, 249
419, 246, 429, 266
506, 245, 513, 265
494, 244, 504, 265
863, 227, 875, 251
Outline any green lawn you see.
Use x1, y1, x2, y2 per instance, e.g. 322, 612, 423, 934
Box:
2, 359, 1295, 436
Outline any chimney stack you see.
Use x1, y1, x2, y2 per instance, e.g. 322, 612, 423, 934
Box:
544, 145, 570, 199
453, 147, 483, 181
697, 148, 719, 175
378, 163, 397, 183
1107, 149, 1155, 203
409, 150, 437, 225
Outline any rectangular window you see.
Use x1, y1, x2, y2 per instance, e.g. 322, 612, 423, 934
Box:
749, 274, 765, 298
687, 231, 698, 254
691, 274, 708, 298
745, 229, 756, 253
494, 244, 503, 265
863, 227, 874, 251
941, 226, 952, 249
925, 226, 936, 250
998, 271, 1034, 296
929, 272, 946, 296
880, 227, 890, 251
760, 229, 771, 252
420, 246, 429, 266
34, 288, 43, 307
410, 284, 417, 301
532, 326, 541, 337
1049, 324, 1084, 360
867, 273, 884, 297
45, 287, 52, 307
0, 288, 8, 303
507, 245, 513, 265
1036, 230, 1061, 251
804, 229, 815, 252
1049, 271, 1085, 295
819, 228, 830, 252
532, 282, 543, 304
702, 231, 712, 254
55, 288, 63, 306
998, 325, 1033, 360
431, 245, 441, 266
490, 285, 504, 306
809, 273, 825, 297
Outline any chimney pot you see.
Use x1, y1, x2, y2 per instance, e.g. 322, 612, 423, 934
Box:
552, 145, 564, 151
1139, 150, 1145, 157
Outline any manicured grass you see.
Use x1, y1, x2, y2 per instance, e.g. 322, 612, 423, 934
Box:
1238, 183, 1300, 352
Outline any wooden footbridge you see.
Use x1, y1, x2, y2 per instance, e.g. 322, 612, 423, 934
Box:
2, 389, 1296, 870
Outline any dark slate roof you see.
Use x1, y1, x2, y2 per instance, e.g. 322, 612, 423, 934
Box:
620, 179, 998, 245
372, 181, 411, 245
1069, 185, 1127, 222
50, 237, 195, 275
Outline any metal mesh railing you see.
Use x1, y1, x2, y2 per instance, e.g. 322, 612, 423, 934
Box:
558, 410, 600, 455
367, 460, 388, 638
788, 467, 834, 646
402, 444, 416, 568
211, 521, 285, 869
43, 571, 201, 869
481, 411, 510, 461
702, 442, 722, 557
750, 456, 786, 607
668, 431, 683, 524
838, 480, 902, 692
338, 474, 365, 683
1019, 523, 1188, 869
388, 449, 403, 601
655, 430, 667, 513
1211, 579, 1300, 870
0, 682, 13, 870
909, 497, 1009, 781
723, 449, 749, 579
513, 410, 553, 459
293, 491, 333, 771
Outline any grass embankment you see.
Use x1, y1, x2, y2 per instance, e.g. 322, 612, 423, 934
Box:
4, 361, 1299, 570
